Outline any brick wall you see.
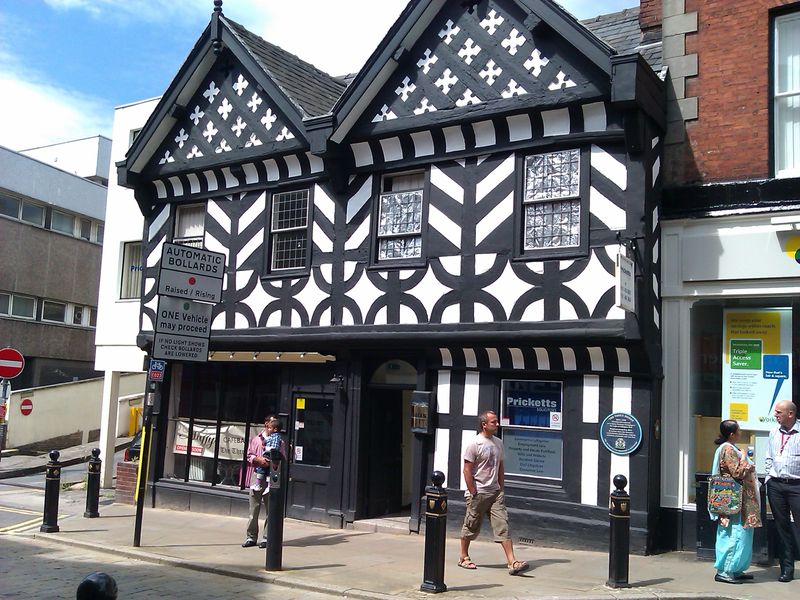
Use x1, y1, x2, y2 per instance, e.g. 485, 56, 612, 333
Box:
639, 0, 662, 31
666, 0, 796, 185
115, 461, 138, 504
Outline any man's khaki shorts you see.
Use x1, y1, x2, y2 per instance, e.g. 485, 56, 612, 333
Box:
460, 489, 509, 542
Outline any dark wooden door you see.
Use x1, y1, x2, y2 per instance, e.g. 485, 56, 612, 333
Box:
286, 393, 335, 523
364, 388, 403, 516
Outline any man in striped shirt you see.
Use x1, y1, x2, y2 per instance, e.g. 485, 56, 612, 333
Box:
765, 400, 800, 583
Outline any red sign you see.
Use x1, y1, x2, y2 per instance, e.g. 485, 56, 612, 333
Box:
0, 348, 25, 379
0, 404, 6, 419
20, 398, 32, 416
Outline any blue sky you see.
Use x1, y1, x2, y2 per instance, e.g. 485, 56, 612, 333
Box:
0, 0, 638, 151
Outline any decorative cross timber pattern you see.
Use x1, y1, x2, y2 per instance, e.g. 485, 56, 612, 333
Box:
395, 76, 417, 101
458, 38, 481, 65
501, 79, 526, 98
233, 74, 249, 96
372, 103, 398, 122
159, 150, 175, 165
217, 98, 233, 120
275, 127, 295, 141
247, 92, 263, 113
245, 133, 262, 148
232, 116, 247, 137
524, 48, 550, 77
414, 98, 437, 114
203, 121, 219, 143
501, 28, 526, 56
261, 108, 277, 130
480, 9, 504, 34
216, 139, 232, 153
479, 59, 502, 85
189, 105, 205, 126
548, 71, 577, 90
187, 145, 203, 159
417, 49, 439, 74
456, 88, 481, 107
438, 19, 461, 45
203, 81, 220, 104
435, 68, 458, 95
174, 128, 189, 148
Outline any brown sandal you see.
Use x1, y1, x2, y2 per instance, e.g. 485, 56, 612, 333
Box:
508, 560, 529, 575
458, 556, 478, 569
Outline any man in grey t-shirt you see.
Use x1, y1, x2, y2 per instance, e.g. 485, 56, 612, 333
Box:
458, 410, 528, 575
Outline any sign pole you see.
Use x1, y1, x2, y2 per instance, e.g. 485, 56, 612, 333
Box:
0, 378, 8, 464
133, 381, 159, 547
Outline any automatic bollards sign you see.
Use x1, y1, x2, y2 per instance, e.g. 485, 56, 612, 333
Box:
152, 243, 225, 362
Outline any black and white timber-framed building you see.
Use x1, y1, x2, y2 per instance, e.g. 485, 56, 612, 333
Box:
118, 0, 666, 551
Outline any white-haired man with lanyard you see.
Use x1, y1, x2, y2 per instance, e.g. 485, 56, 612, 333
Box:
765, 400, 800, 583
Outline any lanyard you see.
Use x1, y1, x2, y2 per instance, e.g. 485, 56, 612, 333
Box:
780, 430, 796, 455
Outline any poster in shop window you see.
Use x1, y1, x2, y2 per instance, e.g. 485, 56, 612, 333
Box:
172, 420, 247, 461
722, 308, 792, 431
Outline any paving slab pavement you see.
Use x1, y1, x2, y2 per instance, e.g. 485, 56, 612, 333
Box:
0, 436, 133, 479
20, 501, 795, 600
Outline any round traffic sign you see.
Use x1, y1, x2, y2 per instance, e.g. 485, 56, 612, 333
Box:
0, 348, 24, 379
20, 398, 33, 416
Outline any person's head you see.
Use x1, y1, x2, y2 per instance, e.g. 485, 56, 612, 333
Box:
714, 419, 740, 445
76, 572, 118, 600
478, 410, 499, 436
775, 401, 798, 429
264, 415, 281, 433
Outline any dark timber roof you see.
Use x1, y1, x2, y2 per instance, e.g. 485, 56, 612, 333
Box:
225, 5, 660, 119
223, 16, 347, 118
581, 7, 662, 71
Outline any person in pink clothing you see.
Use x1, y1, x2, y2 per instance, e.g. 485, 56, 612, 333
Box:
241, 415, 283, 548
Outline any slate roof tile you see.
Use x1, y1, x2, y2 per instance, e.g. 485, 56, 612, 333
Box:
581, 6, 662, 71
223, 16, 347, 118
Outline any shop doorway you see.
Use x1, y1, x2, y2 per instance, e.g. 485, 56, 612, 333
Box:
360, 360, 416, 518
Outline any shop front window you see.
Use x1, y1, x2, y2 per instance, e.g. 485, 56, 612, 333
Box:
499, 379, 563, 482
168, 361, 279, 489
689, 301, 793, 502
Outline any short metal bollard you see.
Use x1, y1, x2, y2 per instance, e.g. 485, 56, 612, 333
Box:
84, 448, 101, 518
607, 474, 630, 588
265, 446, 285, 571
40, 450, 61, 533
420, 471, 447, 593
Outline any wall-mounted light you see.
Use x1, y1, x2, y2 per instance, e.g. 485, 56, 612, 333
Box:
209, 351, 215, 359
229, 351, 235, 359
300, 352, 306, 358
329, 374, 345, 391
252, 352, 260, 360
276, 352, 282, 360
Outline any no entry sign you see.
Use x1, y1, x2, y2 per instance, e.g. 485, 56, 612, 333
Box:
0, 348, 24, 379
20, 398, 32, 416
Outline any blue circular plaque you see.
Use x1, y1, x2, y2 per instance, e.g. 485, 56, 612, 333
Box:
600, 412, 642, 456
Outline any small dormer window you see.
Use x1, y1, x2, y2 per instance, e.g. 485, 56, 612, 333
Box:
174, 204, 206, 248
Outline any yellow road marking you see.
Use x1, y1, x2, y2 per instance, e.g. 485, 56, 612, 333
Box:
0, 516, 42, 533
0, 505, 41, 516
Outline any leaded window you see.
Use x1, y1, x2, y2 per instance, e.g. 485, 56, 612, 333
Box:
377, 172, 425, 262
522, 149, 581, 250
270, 189, 309, 271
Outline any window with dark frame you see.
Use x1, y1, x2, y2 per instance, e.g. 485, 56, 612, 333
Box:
120, 241, 143, 300
269, 188, 309, 272
174, 204, 205, 248
521, 149, 581, 251
376, 172, 425, 262
774, 11, 800, 178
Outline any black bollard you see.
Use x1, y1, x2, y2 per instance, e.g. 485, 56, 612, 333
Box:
420, 471, 447, 593
265, 446, 285, 571
40, 450, 61, 533
84, 448, 101, 518
607, 474, 631, 588
76, 572, 118, 600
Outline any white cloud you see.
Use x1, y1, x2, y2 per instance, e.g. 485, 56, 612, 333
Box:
0, 59, 112, 150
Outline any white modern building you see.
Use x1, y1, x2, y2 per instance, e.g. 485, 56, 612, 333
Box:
95, 99, 159, 486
